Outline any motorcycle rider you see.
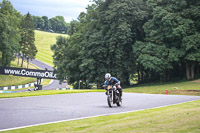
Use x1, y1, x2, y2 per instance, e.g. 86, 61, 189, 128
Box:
103, 73, 123, 97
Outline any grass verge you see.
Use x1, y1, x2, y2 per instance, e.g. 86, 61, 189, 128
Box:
2, 100, 200, 133
0, 90, 104, 99
124, 79, 200, 96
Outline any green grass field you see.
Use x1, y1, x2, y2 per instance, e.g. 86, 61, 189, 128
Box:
35, 30, 69, 66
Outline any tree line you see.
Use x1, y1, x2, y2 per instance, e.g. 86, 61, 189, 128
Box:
33, 16, 70, 34
52, 0, 200, 88
0, 0, 37, 68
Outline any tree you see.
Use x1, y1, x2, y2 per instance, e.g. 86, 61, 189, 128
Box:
77, 3, 106, 88
86, 0, 149, 85
182, 33, 200, 80
0, 0, 21, 66
52, 0, 200, 87
138, 0, 200, 81
67, 20, 79, 35
52, 0, 150, 87
32, 15, 70, 33
51, 36, 68, 81
57, 0, 139, 86
33, 16, 44, 30
181, 0, 200, 80
49, 16, 68, 33
42, 16, 51, 31
52, 12, 91, 88
20, 12, 37, 68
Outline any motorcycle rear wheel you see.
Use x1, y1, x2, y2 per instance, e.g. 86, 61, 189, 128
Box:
116, 95, 122, 106
116, 99, 122, 106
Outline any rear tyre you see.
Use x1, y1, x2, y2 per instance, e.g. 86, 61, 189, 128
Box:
116, 99, 122, 106
116, 95, 122, 106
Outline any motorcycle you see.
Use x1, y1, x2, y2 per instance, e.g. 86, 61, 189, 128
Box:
105, 85, 122, 108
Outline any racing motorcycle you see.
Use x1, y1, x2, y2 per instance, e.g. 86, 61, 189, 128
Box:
105, 85, 122, 107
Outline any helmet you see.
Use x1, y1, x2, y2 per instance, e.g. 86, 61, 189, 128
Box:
105, 73, 111, 81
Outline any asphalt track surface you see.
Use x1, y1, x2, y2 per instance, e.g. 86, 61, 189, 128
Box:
0, 92, 200, 131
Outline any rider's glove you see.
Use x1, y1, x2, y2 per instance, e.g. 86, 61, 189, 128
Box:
115, 83, 120, 86
103, 85, 107, 90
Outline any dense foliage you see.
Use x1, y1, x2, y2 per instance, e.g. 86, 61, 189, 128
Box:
52, 0, 200, 88
0, 0, 21, 66
33, 15, 70, 34
20, 12, 37, 68
135, 0, 200, 81
0, 0, 37, 67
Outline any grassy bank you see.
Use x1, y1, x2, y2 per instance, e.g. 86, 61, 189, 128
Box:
124, 79, 200, 96
2, 100, 199, 133
35, 30, 68, 66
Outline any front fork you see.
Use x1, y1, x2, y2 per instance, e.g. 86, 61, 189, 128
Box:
112, 89, 115, 104
106, 87, 117, 104
107, 89, 114, 103
112, 87, 117, 104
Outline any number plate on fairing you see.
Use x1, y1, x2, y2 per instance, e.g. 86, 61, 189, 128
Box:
107, 86, 112, 90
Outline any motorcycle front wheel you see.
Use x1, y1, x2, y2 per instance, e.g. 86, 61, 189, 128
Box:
107, 94, 113, 108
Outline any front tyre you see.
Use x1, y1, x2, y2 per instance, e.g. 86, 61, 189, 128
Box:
107, 94, 113, 108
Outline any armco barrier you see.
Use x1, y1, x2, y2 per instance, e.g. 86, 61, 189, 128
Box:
0, 79, 43, 91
